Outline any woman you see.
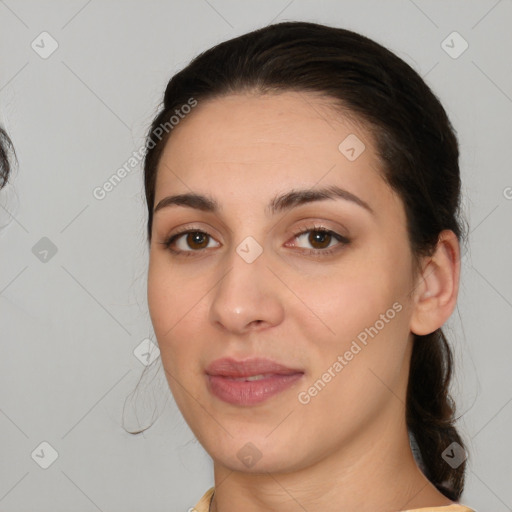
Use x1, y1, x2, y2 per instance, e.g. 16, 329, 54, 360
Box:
141, 21, 475, 511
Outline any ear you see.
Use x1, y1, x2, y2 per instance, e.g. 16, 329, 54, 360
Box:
409, 230, 460, 336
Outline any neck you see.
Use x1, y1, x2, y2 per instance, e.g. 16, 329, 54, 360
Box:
209, 405, 455, 512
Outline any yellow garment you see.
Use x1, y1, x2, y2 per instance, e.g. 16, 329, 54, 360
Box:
192, 487, 477, 512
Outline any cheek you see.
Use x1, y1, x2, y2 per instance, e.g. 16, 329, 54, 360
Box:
291, 241, 413, 385
147, 255, 200, 334
294, 279, 410, 435
147, 257, 207, 374
293, 260, 402, 347
147, 270, 201, 411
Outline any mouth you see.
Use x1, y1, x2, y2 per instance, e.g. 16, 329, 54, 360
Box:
205, 357, 304, 406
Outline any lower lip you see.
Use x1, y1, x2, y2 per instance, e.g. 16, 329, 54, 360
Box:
207, 373, 304, 406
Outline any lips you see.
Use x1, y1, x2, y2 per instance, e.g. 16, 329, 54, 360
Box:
206, 357, 303, 378
205, 357, 304, 406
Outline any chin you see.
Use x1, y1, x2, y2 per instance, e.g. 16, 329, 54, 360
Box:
203, 432, 307, 474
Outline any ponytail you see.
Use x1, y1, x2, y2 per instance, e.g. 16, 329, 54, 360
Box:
407, 329, 466, 500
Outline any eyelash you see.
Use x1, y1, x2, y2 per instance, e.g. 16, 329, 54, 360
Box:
159, 224, 351, 258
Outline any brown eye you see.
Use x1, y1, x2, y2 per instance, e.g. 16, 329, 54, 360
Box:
161, 225, 349, 258
185, 231, 210, 250
162, 229, 220, 255
292, 227, 347, 251
307, 230, 333, 249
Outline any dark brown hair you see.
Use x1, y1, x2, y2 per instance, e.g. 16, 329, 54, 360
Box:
139, 21, 468, 500
0, 127, 14, 190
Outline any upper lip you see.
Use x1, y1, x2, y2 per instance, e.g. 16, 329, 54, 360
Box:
205, 357, 303, 378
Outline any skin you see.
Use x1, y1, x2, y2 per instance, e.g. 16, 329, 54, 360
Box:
147, 91, 461, 511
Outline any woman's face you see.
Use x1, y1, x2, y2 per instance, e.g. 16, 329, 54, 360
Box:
148, 91, 419, 473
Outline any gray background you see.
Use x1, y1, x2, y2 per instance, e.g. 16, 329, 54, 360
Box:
1, 1, 511, 511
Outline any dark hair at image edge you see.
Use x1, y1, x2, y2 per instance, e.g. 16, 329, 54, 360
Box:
134, 21, 469, 501
0, 127, 15, 189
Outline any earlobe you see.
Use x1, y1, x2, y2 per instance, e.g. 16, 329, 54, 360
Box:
409, 230, 460, 336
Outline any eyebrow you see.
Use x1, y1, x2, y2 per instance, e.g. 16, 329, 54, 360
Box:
153, 184, 375, 217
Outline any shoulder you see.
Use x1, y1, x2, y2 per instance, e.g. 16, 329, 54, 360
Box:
191, 491, 477, 512
403, 505, 477, 512
192, 487, 214, 512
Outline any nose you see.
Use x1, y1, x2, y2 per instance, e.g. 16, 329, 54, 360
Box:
208, 243, 285, 335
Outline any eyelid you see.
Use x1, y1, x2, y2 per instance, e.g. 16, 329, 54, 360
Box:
163, 222, 221, 241
289, 220, 350, 239
160, 220, 351, 257
161, 223, 221, 253
286, 224, 350, 253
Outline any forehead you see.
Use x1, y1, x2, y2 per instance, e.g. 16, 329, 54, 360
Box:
160, 91, 372, 164
154, 91, 401, 219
